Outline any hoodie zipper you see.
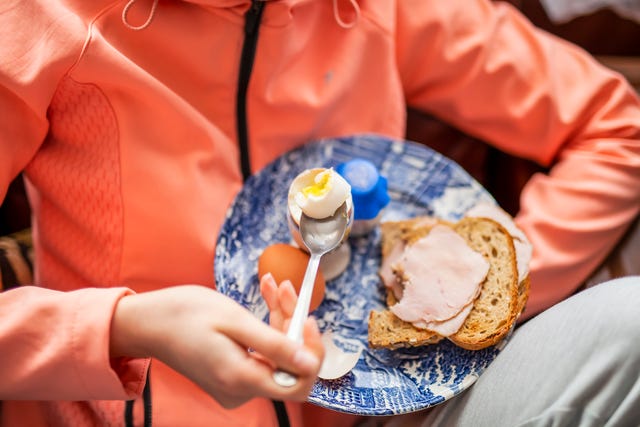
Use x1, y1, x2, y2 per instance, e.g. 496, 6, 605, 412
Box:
236, 3, 291, 427
236, 0, 265, 182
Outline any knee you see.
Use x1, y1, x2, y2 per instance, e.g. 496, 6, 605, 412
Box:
575, 276, 640, 340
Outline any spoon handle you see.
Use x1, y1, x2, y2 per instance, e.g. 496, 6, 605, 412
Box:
286, 252, 321, 342
273, 251, 322, 387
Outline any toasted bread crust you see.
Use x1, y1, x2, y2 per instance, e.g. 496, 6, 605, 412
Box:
368, 310, 443, 349
368, 215, 527, 351
448, 217, 519, 350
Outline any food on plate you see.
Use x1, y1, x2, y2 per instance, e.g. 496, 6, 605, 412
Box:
286, 167, 354, 280
368, 205, 531, 350
289, 168, 351, 220
465, 201, 532, 283
389, 223, 490, 335
258, 243, 326, 312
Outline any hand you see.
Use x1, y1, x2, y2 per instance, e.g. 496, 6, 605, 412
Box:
110, 284, 324, 408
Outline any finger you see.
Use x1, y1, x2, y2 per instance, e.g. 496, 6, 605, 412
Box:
277, 279, 297, 318
260, 273, 285, 329
224, 311, 320, 378
302, 316, 324, 361
197, 321, 311, 405
284, 317, 325, 395
275, 280, 297, 333
267, 318, 324, 399
227, 343, 317, 403
259, 273, 279, 311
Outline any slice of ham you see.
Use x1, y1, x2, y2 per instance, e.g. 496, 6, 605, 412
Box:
379, 217, 440, 301
413, 301, 474, 336
379, 240, 405, 300
390, 224, 489, 330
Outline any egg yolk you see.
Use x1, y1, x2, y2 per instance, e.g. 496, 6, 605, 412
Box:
301, 171, 331, 198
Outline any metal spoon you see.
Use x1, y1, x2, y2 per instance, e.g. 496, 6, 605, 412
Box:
273, 201, 350, 387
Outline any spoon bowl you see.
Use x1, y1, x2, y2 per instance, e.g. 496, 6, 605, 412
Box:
273, 202, 350, 387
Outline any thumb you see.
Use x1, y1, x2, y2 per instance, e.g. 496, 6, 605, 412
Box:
227, 314, 322, 377
302, 316, 324, 364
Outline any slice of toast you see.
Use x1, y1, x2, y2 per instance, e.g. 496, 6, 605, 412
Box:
368, 216, 525, 350
448, 217, 519, 350
368, 310, 443, 349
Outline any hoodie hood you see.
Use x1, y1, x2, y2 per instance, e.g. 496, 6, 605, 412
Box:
122, 0, 359, 30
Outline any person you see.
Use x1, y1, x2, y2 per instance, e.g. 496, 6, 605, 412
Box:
1, 0, 639, 426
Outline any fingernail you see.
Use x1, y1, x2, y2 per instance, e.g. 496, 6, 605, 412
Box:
281, 280, 294, 292
293, 348, 319, 371
262, 272, 274, 282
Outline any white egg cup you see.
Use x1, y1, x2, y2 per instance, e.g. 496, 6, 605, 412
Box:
287, 168, 354, 281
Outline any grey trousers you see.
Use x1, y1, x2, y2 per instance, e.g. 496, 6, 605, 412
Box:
364, 276, 640, 427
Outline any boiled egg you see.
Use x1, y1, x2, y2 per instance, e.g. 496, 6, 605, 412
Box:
257, 243, 326, 312
291, 168, 351, 219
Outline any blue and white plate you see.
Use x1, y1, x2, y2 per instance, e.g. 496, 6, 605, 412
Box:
214, 134, 506, 416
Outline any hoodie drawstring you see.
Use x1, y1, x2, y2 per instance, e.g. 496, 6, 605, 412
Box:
125, 368, 152, 427
332, 0, 360, 29
122, 0, 159, 30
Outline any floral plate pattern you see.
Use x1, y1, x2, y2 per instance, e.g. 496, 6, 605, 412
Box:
214, 134, 507, 415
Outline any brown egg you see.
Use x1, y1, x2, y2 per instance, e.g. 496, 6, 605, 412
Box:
258, 243, 326, 312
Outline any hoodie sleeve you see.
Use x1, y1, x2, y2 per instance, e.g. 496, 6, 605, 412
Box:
0, 0, 91, 197
396, 0, 640, 318
0, 4, 149, 400
0, 286, 149, 400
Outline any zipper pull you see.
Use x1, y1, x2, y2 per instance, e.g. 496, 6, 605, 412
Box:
245, 0, 265, 36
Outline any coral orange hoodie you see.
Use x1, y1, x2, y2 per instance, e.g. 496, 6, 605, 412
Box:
1, 0, 639, 426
